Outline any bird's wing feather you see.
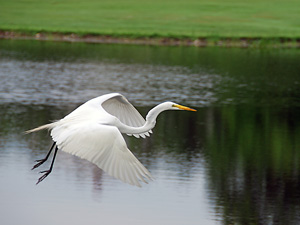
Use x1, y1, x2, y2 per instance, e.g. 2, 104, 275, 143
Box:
101, 94, 152, 138
51, 122, 153, 187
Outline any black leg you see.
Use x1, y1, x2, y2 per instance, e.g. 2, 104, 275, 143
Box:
36, 146, 58, 185
32, 142, 56, 170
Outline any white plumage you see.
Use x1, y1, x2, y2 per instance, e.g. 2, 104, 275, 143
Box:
28, 93, 196, 187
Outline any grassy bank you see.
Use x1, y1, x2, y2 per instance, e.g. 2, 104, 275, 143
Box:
0, 0, 300, 43
1, 30, 299, 48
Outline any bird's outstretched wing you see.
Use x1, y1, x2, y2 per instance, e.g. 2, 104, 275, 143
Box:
101, 94, 152, 138
51, 122, 153, 187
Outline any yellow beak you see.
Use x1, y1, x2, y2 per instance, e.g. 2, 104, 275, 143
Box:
173, 104, 197, 111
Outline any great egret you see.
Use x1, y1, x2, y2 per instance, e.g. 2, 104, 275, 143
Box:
27, 93, 196, 187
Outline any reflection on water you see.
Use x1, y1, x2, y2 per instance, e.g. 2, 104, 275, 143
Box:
0, 40, 300, 225
0, 59, 217, 106
1, 40, 300, 107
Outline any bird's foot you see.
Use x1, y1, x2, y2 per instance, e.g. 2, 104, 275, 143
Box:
36, 169, 52, 185
35, 158, 45, 162
31, 159, 47, 170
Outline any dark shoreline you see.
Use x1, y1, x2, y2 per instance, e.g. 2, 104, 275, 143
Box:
1, 30, 299, 48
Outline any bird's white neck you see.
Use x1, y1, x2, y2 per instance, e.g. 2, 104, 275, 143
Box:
118, 103, 169, 135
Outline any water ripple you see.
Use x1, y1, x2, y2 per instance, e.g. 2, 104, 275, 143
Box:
0, 59, 220, 107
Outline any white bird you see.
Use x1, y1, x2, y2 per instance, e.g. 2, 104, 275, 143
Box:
27, 93, 196, 187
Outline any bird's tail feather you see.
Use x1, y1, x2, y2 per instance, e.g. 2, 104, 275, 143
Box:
25, 121, 58, 134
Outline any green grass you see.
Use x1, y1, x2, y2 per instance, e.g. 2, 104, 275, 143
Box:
0, 0, 300, 39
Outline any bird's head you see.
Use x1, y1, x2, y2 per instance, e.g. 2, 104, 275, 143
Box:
145, 101, 196, 122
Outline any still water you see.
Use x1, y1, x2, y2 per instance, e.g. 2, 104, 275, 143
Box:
0, 40, 300, 225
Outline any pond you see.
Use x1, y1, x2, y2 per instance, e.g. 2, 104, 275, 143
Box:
0, 39, 300, 225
